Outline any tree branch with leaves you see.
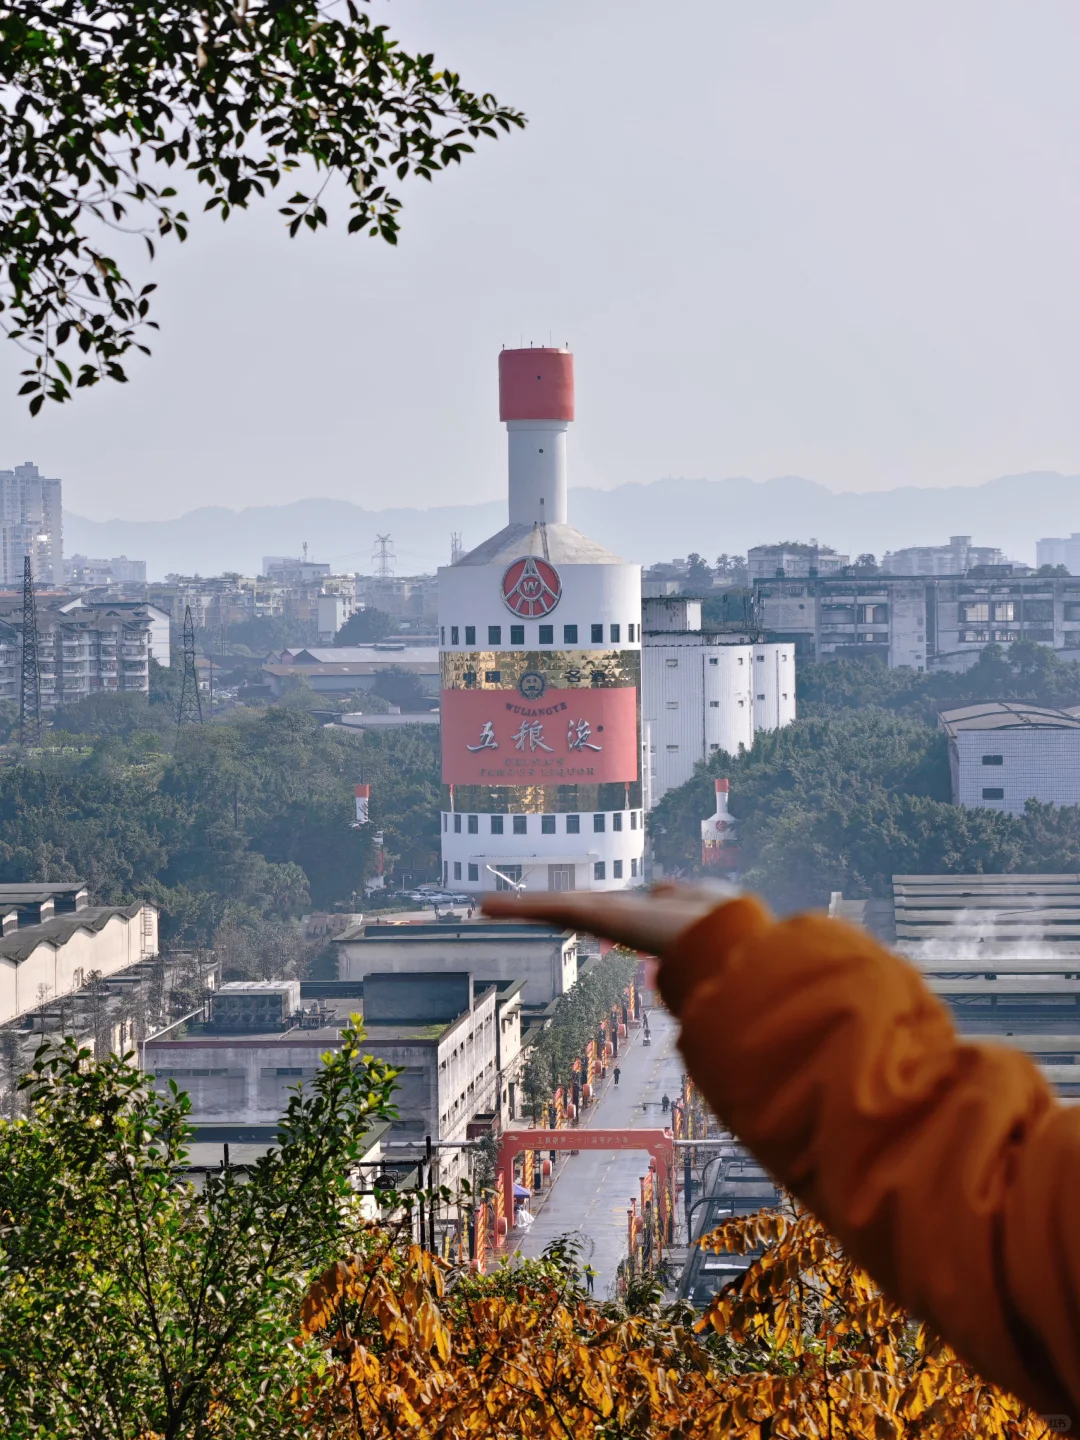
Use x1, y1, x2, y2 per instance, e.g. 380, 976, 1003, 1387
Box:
0, 0, 525, 411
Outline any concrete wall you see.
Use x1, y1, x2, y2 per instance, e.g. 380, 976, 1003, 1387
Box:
641, 639, 753, 803
953, 729, 1080, 814
337, 931, 577, 1008
0, 904, 157, 1026
751, 644, 796, 734
364, 971, 473, 1024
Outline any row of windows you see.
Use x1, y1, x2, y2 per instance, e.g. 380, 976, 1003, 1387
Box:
446, 811, 641, 835
664, 652, 789, 667
446, 857, 639, 883
444, 623, 635, 647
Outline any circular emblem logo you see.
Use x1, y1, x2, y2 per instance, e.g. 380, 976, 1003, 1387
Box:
501, 556, 562, 617
519, 671, 547, 701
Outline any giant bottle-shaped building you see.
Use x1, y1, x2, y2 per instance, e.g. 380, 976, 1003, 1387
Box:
438, 348, 643, 893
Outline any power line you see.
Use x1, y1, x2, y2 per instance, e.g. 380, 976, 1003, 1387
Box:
18, 555, 40, 747
177, 605, 203, 733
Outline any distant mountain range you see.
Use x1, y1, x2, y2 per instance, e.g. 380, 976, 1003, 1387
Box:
64, 471, 1080, 579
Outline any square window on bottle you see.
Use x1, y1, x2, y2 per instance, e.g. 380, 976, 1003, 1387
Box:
566, 814, 580, 834
563, 624, 578, 643
510, 625, 525, 645
467, 814, 478, 834
468, 863, 479, 881
490, 815, 504, 834
613, 859, 623, 879
631, 857, 638, 876
541, 814, 556, 834
488, 625, 501, 645
465, 626, 476, 646
513, 814, 527, 835
539, 624, 553, 644
591, 623, 603, 643
610, 624, 621, 643
594, 861, 606, 881
630, 811, 638, 829
453, 861, 461, 880
593, 813, 606, 832
612, 812, 623, 831
454, 813, 462, 833
451, 626, 459, 645
440, 627, 445, 644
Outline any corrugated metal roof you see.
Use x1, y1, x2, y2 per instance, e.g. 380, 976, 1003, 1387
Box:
938, 702, 1080, 736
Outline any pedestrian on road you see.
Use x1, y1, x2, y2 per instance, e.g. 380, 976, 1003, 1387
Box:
661, 1093, 670, 1111
480, 881, 1080, 1425
583, 1264, 596, 1295
613, 1065, 621, 1086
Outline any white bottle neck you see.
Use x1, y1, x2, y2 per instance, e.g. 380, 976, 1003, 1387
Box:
507, 420, 568, 526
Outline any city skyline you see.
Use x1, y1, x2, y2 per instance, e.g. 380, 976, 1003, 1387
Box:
4, 2, 1080, 519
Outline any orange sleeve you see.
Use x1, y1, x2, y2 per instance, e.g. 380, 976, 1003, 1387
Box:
660, 896, 1080, 1423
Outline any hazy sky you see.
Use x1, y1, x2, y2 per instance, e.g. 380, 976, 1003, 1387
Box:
7, 0, 1080, 523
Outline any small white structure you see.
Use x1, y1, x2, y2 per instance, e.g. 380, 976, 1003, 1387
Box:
939, 702, 1080, 814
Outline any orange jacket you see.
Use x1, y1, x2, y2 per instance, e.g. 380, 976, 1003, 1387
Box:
661, 896, 1080, 1425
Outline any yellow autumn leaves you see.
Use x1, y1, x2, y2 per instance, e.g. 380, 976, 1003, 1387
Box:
287, 1206, 1051, 1438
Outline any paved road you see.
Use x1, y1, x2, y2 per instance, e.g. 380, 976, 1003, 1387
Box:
512, 1003, 685, 1298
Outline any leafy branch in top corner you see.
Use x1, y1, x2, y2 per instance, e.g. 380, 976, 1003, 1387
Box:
0, 0, 525, 411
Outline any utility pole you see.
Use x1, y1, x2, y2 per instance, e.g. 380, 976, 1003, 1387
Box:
19, 555, 41, 746
450, 532, 464, 565
176, 605, 203, 732
372, 534, 395, 579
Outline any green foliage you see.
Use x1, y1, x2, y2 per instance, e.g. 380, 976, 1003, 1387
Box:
2, 0, 525, 410
0, 708, 441, 944
701, 588, 755, 628
797, 641, 1080, 722
651, 699, 1080, 911
334, 607, 395, 645
522, 949, 637, 1119
51, 689, 172, 739
0, 1023, 399, 1439
217, 615, 317, 655
371, 664, 430, 709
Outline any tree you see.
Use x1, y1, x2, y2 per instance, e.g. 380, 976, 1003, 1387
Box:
685, 552, 713, 591
2, 1, 525, 411
371, 664, 429, 708
0, 1023, 400, 1439
854, 552, 879, 572
335, 607, 395, 645
290, 1202, 1045, 1437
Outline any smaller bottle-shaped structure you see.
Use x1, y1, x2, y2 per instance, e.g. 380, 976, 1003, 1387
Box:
701, 778, 738, 871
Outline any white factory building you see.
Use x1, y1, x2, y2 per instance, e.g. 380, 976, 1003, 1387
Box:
940, 702, 1080, 814
641, 597, 796, 805
437, 348, 644, 894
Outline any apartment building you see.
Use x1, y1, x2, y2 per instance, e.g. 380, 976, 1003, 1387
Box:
747, 544, 849, 583
1037, 535, 1080, 573
755, 571, 1080, 670
64, 554, 147, 586
881, 535, 1010, 577
0, 461, 62, 585
0, 601, 154, 710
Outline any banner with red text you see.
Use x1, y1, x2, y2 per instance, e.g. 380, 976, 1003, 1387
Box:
441, 685, 638, 786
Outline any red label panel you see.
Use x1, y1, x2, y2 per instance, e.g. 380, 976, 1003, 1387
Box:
442, 686, 638, 786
